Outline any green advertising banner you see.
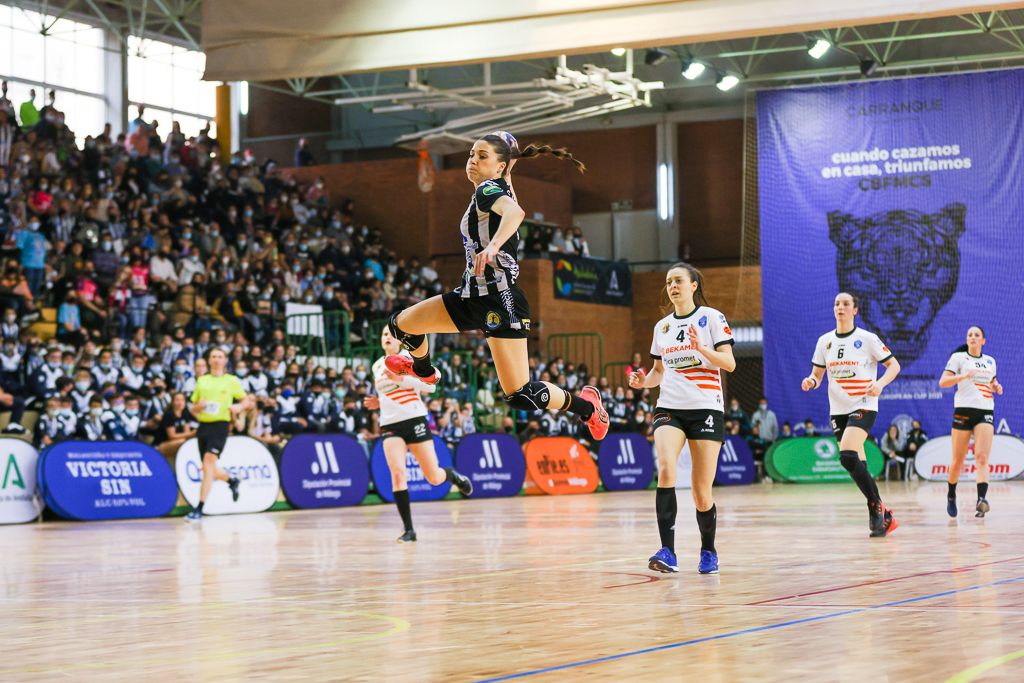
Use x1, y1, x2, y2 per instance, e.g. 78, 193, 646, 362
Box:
765, 437, 884, 483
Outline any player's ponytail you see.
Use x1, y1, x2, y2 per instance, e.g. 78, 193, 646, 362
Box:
953, 344, 969, 354
515, 143, 586, 174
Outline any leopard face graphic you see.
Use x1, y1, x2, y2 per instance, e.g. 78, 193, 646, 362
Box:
827, 203, 966, 367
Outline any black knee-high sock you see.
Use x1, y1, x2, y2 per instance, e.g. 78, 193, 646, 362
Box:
444, 467, 459, 483
563, 390, 595, 420
655, 487, 677, 554
977, 482, 989, 500
948, 482, 957, 497
696, 505, 717, 553
840, 450, 881, 506
411, 354, 434, 378
394, 489, 413, 531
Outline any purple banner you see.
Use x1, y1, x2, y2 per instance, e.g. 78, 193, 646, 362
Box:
597, 433, 654, 491
370, 436, 453, 503
758, 70, 1024, 438
714, 435, 756, 486
454, 434, 526, 498
280, 434, 370, 508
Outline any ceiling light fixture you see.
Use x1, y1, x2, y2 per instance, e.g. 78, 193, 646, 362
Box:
681, 59, 706, 80
645, 48, 670, 67
808, 38, 831, 59
859, 58, 879, 76
716, 73, 740, 91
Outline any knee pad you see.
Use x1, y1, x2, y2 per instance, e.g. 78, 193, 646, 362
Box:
388, 312, 425, 352
839, 450, 860, 474
503, 381, 551, 411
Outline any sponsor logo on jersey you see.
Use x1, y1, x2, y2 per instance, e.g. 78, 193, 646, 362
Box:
854, 340, 863, 349
661, 322, 670, 334
485, 311, 501, 329
723, 326, 732, 335
481, 182, 503, 196
699, 315, 708, 328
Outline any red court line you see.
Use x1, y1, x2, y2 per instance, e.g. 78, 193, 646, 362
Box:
748, 555, 1024, 605
602, 572, 662, 589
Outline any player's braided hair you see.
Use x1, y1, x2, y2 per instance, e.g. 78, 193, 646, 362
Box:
481, 135, 586, 175
660, 262, 709, 314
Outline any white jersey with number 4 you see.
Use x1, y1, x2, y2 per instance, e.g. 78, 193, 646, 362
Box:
650, 306, 734, 412
372, 352, 434, 426
944, 351, 996, 410
812, 327, 893, 415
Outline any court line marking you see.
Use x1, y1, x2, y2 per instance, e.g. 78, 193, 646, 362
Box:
472, 575, 1024, 683
748, 555, 1024, 605
601, 572, 662, 589
0, 610, 410, 675
943, 649, 1024, 683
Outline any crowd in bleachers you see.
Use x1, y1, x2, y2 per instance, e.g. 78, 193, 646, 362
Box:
0, 92, 650, 455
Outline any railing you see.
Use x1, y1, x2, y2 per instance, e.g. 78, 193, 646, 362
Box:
546, 333, 603, 380
285, 310, 351, 362
602, 361, 632, 390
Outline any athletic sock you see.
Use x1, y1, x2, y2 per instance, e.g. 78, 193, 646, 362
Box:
696, 505, 717, 553
948, 482, 957, 497
566, 392, 595, 421
393, 489, 413, 532
195, 501, 204, 514
443, 467, 459, 484
411, 355, 434, 379
977, 482, 989, 500
655, 487, 677, 554
841, 450, 881, 506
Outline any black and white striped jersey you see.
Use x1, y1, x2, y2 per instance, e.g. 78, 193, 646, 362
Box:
455, 178, 521, 298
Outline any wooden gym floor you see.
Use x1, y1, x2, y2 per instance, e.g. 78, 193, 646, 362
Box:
3, 481, 1024, 682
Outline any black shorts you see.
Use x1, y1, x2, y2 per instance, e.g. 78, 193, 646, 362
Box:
830, 410, 877, 440
952, 407, 994, 431
381, 416, 432, 444
441, 286, 531, 339
651, 408, 724, 442
197, 421, 230, 457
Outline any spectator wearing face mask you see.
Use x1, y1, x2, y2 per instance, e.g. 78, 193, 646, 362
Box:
299, 378, 332, 433
15, 216, 47, 297
29, 347, 64, 403
103, 394, 142, 440
273, 383, 306, 434
750, 397, 779, 443
81, 396, 106, 440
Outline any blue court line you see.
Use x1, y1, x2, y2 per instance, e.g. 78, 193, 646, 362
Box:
474, 575, 1024, 682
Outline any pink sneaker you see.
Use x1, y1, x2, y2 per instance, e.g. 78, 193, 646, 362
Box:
384, 355, 440, 385
578, 385, 609, 441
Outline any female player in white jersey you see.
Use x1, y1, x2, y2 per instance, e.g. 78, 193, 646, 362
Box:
629, 263, 735, 575
363, 328, 473, 542
939, 326, 1002, 518
384, 131, 608, 443
802, 292, 901, 537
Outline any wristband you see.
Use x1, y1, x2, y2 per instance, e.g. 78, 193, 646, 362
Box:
808, 376, 818, 388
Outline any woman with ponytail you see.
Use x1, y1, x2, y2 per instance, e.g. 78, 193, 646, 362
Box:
801, 292, 901, 538
385, 132, 608, 444
939, 326, 1002, 518
628, 263, 736, 575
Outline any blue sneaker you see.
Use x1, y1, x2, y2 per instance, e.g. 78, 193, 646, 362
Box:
648, 547, 679, 573
698, 550, 719, 574
947, 495, 957, 518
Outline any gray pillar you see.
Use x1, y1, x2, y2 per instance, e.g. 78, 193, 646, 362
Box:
655, 117, 679, 262
103, 29, 126, 136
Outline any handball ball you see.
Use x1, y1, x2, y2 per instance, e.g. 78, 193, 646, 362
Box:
491, 130, 519, 153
